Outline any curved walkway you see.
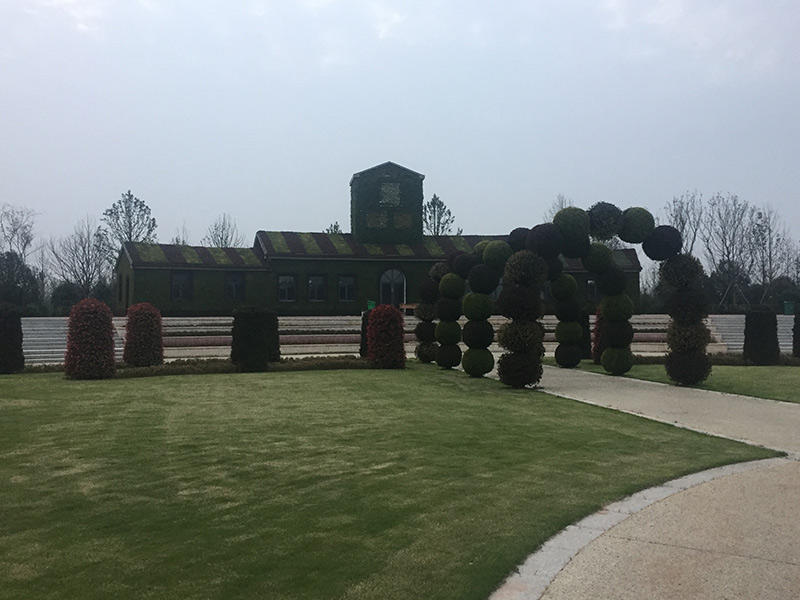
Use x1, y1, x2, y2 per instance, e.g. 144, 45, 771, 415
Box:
490, 366, 800, 600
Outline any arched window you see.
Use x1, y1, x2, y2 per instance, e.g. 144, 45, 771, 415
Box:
380, 269, 406, 306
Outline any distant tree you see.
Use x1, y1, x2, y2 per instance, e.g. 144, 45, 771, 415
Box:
325, 221, 343, 234
0, 204, 36, 259
751, 205, 790, 304
201, 213, 244, 247
51, 282, 82, 316
543, 193, 573, 222
102, 190, 157, 252
170, 222, 191, 245
662, 191, 704, 255
0, 251, 40, 310
48, 217, 110, 299
423, 194, 460, 236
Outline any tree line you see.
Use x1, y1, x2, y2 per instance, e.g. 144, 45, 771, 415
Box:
0, 193, 245, 315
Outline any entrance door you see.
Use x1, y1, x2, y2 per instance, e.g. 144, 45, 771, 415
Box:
380, 269, 406, 306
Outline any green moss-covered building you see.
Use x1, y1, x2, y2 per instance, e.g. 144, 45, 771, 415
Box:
115, 161, 641, 316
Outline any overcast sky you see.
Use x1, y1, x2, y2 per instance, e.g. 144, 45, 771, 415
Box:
2, 0, 799, 247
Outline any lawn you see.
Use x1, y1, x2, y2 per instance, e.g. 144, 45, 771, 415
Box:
578, 360, 800, 404
0, 363, 778, 600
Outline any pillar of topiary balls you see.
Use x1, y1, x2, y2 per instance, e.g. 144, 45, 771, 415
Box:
414, 276, 440, 363
0, 303, 25, 374
435, 272, 466, 369
496, 246, 549, 388
123, 302, 164, 367
64, 298, 116, 380
743, 306, 781, 366
461, 263, 500, 377
551, 274, 583, 368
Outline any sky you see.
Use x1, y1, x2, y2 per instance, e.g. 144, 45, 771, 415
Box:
2, 0, 800, 248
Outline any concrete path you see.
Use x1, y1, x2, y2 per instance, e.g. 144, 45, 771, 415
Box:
490, 366, 800, 600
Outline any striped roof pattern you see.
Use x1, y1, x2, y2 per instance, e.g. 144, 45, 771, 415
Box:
124, 242, 267, 269
255, 231, 496, 260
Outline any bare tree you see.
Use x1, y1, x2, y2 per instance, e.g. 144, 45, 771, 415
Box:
202, 213, 244, 247
662, 191, 704, 255
751, 205, 791, 303
102, 190, 157, 249
325, 221, 343, 234
700, 193, 755, 307
0, 204, 36, 258
423, 194, 459, 236
48, 217, 110, 299
170, 221, 191, 245
543, 193, 573, 222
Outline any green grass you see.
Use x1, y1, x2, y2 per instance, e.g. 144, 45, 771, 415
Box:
577, 360, 800, 404
0, 364, 778, 600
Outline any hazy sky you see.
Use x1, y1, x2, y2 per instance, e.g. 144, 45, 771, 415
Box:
2, 0, 799, 247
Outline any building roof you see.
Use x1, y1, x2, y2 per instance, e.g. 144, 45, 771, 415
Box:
121, 242, 267, 270
349, 161, 425, 185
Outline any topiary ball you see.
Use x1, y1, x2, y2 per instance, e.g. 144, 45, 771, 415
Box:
436, 344, 463, 369
601, 346, 633, 375
453, 253, 481, 279
581, 242, 614, 273
596, 266, 628, 296
526, 223, 563, 259
642, 225, 682, 261
600, 293, 634, 322
419, 277, 440, 304
468, 264, 501, 294
414, 321, 437, 344
435, 320, 462, 346
473, 240, 490, 262
462, 348, 495, 377
665, 348, 712, 386
462, 320, 495, 349
588, 202, 624, 240
447, 251, 465, 270
435, 297, 462, 321
553, 207, 591, 259
666, 288, 709, 325
659, 254, 704, 289
429, 261, 450, 281
604, 320, 634, 348
414, 302, 436, 323
462, 292, 494, 321
555, 344, 583, 368
555, 321, 583, 345
546, 257, 564, 281
555, 297, 582, 322
497, 351, 543, 388
503, 250, 548, 288
439, 273, 466, 299
619, 207, 655, 244
508, 227, 530, 251
415, 341, 438, 363
667, 321, 711, 354
496, 284, 544, 321
550, 274, 578, 301
482, 240, 514, 272
497, 321, 544, 354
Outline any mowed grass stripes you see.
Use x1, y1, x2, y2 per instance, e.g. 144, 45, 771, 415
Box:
0, 364, 777, 600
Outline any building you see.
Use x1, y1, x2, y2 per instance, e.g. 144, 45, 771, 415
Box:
114, 161, 641, 316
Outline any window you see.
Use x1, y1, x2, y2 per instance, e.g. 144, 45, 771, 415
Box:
171, 271, 193, 301
225, 272, 246, 302
379, 182, 401, 207
308, 275, 326, 302
380, 269, 406, 306
338, 275, 356, 302
278, 275, 296, 302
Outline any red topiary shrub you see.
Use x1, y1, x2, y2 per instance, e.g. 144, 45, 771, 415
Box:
123, 302, 163, 367
367, 304, 406, 369
591, 307, 607, 364
64, 298, 116, 380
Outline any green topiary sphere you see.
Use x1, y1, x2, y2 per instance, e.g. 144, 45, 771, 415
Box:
435, 297, 462, 321
508, 227, 531, 252
462, 292, 494, 321
604, 320, 634, 348
483, 240, 514, 271
503, 250, 548, 287
600, 293, 634, 322
642, 225, 682, 261
415, 341, 438, 363
588, 202, 624, 240
439, 272, 466, 299
414, 302, 436, 322
414, 321, 437, 344
497, 320, 544, 354
462, 348, 495, 377
436, 344, 462, 369
496, 284, 544, 321
660, 254, 704, 289
429, 261, 450, 281
467, 264, 500, 294
497, 352, 543, 388
555, 321, 583, 345
665, 348, 712, 385
597, 266, 628, 296
550, 274, 577, 301
526, 223, 563, 259
553, 207, 591, 259
473, 240, 491, 262
601, 346, 633, 375
619, 207, 655, 244
453, 253, 480, 279
581, 242, 614, 273
555, 343, 583, 368
667, 321, 711, 353
435, 320, 462, 345
462, 320, 494, 349
555, 298, 582, 322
